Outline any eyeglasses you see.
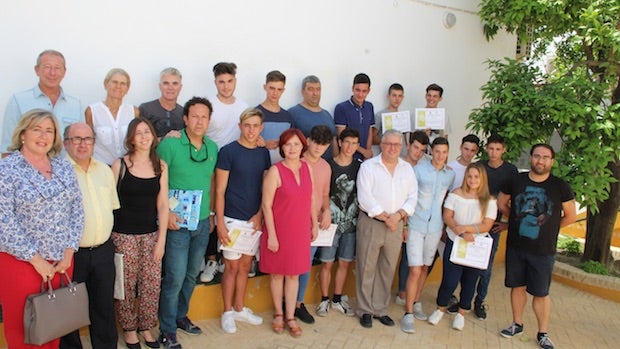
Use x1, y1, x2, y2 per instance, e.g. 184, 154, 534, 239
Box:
189, 140, 208, 162
65, 137, 95, 145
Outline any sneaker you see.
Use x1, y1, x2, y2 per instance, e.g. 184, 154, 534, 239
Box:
395, 295, 406, 306
427, 309, 444, 326
474, 302, 488, 320
452, 313, 465, 331
200, 260, 218, 283
400, 313, 415, 334
316, 300, 329, 317
331, 299, 355, 317
248, 259, 257, 277
217, 259, 226, 273
413, 302, 427, 321
159, 332, 182, 349
176, 317, 202, 335
537, 333, 555, 349
447, 294, 458, 308
233, 307, 263, 325
500, 322, 524, 338
446, 303, 459, 314
294, 303, 315, 324
221, 310, 236, 334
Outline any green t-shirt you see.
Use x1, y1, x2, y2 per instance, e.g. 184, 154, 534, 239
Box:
157, 129, 218, 221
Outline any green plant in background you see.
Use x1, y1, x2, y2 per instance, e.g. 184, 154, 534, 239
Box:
474, 0, 620, 265
557, 235, 583, 256
582, 260, 610, 276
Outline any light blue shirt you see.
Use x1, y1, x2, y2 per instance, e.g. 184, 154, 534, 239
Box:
0, 151, 84, 261
408, 160, 455, 234
1, 85, 82, 152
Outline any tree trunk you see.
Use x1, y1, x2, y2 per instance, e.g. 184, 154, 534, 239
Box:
583, 157, 620, 264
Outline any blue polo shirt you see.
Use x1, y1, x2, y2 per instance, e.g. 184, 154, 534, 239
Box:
408, 160, 455, 234
334, 97, 374, 160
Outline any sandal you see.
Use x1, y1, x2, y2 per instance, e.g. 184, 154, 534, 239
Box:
272, 314, 284, 334
286, 318, 302, 338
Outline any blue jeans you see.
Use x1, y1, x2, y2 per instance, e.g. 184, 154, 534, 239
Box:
159, 219, 210, 334
297, 246, 318, 303
475, 231, 500, 305
436, 239, 481, 310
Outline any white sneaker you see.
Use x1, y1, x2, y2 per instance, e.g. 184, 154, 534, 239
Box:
200, 260, 218, 283
395, 295, 406, 306
428, 309, 444, 326
233, 307, 263, 325
331, 299, 355, 317
413, 302, 428, 321
232, 307, 263, 325
217, 259, 226, 273
221, 310, 237, 334
452, 313, 465, 331
248, 259, 257, 277
316, 300, 329, 317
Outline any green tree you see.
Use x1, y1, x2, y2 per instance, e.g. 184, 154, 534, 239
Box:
469, 0, 620, 263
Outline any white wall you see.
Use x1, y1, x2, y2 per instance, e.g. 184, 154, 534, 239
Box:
0, 0, 515, 159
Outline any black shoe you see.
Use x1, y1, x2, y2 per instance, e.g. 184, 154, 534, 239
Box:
447, 295, 458, 308
294, 303, 315, 324
144, 340, 160, 349
447, 303, 459, 314
360, 313, 372, 328
126, 342, 141, 349
373, 315, 395, 326
474, 302, 488, 320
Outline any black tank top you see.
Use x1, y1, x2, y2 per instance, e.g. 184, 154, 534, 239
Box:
113, 159, 161, 234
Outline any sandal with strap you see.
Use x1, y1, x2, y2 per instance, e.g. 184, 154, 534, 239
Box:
272, 314, 284, 334
286, 318, 302, 338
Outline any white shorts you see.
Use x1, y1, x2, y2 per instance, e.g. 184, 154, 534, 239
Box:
219, 217, 258, 261
406, 229, 442, 266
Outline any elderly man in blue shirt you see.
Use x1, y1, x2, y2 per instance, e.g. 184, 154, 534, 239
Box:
1, 50, 81, 153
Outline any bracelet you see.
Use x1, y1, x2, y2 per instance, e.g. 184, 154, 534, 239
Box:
474, 224, 480, 234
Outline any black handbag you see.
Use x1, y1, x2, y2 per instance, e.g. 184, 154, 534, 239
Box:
24, 273, 90, 345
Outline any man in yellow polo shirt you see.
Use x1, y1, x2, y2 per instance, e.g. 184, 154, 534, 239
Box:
60, 122, 120, 349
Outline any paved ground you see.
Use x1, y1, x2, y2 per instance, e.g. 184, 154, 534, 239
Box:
92, 264, 620, 349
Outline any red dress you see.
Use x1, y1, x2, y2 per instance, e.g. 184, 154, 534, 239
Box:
259, 161, 312, 275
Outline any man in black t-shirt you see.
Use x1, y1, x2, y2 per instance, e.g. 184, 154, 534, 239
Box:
497, 144, 576, 349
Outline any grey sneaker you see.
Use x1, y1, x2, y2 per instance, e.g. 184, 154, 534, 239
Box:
538, 333, 555, 349
395, 295, 406, 306
500, 322, 523, 338
176, 317, 202, 335
400, 313, 415, 334
316, 300, 329, 317
413, 302, 427, 321
331, 299, 355, 317
159, 332, 182, 349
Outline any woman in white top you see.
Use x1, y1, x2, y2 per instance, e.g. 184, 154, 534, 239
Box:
86, 68, 139, 165
427, 163, 497, 331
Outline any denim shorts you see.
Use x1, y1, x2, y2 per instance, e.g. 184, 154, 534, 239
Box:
319, 231, 356, 262
505, 247, 555, 297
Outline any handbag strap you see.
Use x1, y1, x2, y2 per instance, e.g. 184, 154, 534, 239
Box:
116, 157, 126, 193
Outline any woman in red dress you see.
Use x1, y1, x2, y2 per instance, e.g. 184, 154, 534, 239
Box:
260, 128, 318, 337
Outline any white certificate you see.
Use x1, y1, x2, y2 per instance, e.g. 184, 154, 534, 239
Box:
220, 223, 262, 256
311, 224, 338, 247
449, 235, 493, 270
381, 110, 411, 133
414, 108, 445, 130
